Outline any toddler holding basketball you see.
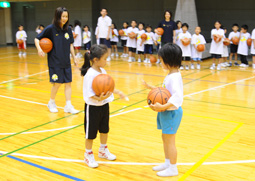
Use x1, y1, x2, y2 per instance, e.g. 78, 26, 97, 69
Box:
81, 44, 127, 168
16, 24, 27, 57
143, 43, 183, 177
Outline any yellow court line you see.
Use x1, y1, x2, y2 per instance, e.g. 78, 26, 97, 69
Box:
178, 122, 243, 181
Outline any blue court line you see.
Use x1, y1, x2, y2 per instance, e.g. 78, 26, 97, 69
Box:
3, 154, 85, 181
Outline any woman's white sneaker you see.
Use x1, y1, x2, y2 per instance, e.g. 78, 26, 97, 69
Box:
157, 167, 178, 177
152, 163, 170, 171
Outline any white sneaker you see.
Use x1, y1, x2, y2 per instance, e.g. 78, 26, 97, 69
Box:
111, 53, 114, 57
132, 57, 136, 62
23, 52, 26, 56
144, 58, 148, 63
18, 52, 22, 57
125, 54, 129, 57
180, 65, 184, 70
138, 58, 141, 63
197, 64, 201, 70
84, 152, 98, 168
225, 62, 230, 67
210, 65, 215, 70
47, 101, 58, 113
120, 54, 125, 57
64, 105, 79, 114
190, 64, 195, 70
156, 59, 160, 64
240, 63, 248, 67
115, 53, 119, 57
185, 65, 189, 70
106, 57, 111, 61
153, 163, 170, 171
217, 64, 221, 70
157, 167, 178, 177
239, 63, 245, 67
128, 57, 132, 62
98, 146, 116, 161
221, 63, 227, 67
253, 64, 255, 69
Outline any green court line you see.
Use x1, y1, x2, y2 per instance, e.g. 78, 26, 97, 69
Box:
184, 98, 255, 110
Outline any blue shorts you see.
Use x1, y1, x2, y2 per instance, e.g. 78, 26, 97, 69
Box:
157, 107, 183, 134
84, 42, 91, 50
192, 58, 201, 61
49, 67, 72, 83
144, 44, 153, 54
99, 38, 111, 48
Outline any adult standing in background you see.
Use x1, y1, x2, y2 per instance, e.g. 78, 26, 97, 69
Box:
96, 8, 112, 61
157, 10, 177, 46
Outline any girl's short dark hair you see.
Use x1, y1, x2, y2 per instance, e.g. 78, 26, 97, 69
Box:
232, 23, 239, 27
176, 20, 182, 25
164, 10, 173, 20
81, 44, 108, 76
158, 43, 182, 68
112, 23, 117, 29
182, 23, 189, 29
53, 7, 69, 31
146, 25, 152, 29
74, 20, 81, 27
83, 25, 90, 31
138, 22, 144, 27
241, 24, 248, 30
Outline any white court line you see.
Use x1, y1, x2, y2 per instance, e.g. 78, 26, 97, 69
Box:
0, 95, 64, 109
0, 151, 254, 166
0, 55, 18, 60
0, 108, 141, 135
0, 70, 48, 85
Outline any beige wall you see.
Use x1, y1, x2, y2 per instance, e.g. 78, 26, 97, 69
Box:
4, 8, 12, 44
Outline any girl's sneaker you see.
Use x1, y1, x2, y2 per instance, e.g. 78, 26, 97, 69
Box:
115, 53, 119, 57
157, 167, 178, 177
137, 58, 141, 63
197, 64, 201, 70
180, 65, 184, 70
153, 163, 169, 171
217, 64, 221, 70
84, 151, 98, 168
185, 65, 189, 70
190, 64, 195, 70
210, 65, 215, 70
253, 64, 255, 69
98, 146, 116, 161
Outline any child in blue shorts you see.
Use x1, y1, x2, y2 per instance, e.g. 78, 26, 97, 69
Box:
143, 43, 183, 177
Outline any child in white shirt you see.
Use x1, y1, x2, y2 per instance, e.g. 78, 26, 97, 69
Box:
83, 25, 91, 52
191, 26, 206, 70
16, 24, 27, 56
136, 22, 146, 63
228, 24, 240, 66
144, 25, 156, 63
221, 27, 230, 67
155, 32, 162, 64
110, 23, 119, 58
74, 20, 82, 58
126, 20, 139, 62
237, 25, 250, 67
120, 22, 129, 58
175, 20, 183, 47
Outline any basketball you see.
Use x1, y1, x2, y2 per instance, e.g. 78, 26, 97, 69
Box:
92, 74, 115, 96
129, 32, 136, 39
232, 37, 239, 45
112, 29, 114, 35
119, 29, 124, 36
147, 87, 171, 112
150, 55, 157, 63
213, 35, 222, 43
72, 32, 75, 37
197, 44, 205, 52
247, 38, 252, 46
156, 27, 164, 35
39, 38, 53, 53
223, 38, 230, 46
141, 33, 147, 41
182, 38, 190, 46
17, 39, 23, 45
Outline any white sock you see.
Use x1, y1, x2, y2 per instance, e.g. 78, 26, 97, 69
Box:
165, 159, 170, 166
49, 99, 55, 103
86, 149, 92, 153
100, 144, 107, 148
169, 163, 177, 170
66, 100, 72, 106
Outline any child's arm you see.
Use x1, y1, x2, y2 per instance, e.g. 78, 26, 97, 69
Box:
113, 89, 129, 100
142, 80, 156, 90
173, 30, 176, 44
34, 38, 45, 57
91, 92, 112, 101
70, 44, 78, 66
149, 102, 175, 112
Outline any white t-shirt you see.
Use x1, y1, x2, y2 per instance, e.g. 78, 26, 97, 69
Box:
191, 34, 206, 59
110, 29, 119, 42
136, 30, 146, 52
16, 30, 27, 41
95, 27, 99, 45
175, 28, 183, 46
155, 33, 161, 44
228, 31, 240, 44
250, 29, 255, 54
97, 15, 112, 39
237, 32, 251, 56
36, 29, 41, 34
162, 72, 183, 110
178, 31, 192, 57
126, 27, 139, 48
120, 28, 128, 40
83, 67, 114, 106
145, 32, 155, 45
74, 25, 82, 47
209, 28, 224, 55
222, 35, 228, 57
83, 31, 91, 44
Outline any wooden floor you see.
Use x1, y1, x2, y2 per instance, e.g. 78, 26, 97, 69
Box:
0, 46, 255, 181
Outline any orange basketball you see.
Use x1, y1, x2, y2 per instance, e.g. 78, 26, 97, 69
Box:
129, 32, 136, 39
156, 28, 164, 35
223, 38, 230, 46
17, 39, 23, 45
232, 37, 239, 45
112, 29, 115, 35
119, 29, 124, 36
182, 38, 190, 46
147, 87, 171, 112
247, 38, 252, 46
197, 44, 205, 52
150, 55, 157, 64
213, 35, 222, 43
92, 74, 115, 96
72, 32, 75, 37
39, 38, 53, 53
141, 33, 147, 41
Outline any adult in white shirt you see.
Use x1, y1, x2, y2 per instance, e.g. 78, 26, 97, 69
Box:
97, 8, 112, 61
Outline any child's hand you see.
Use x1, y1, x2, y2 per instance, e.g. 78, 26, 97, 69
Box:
73, 57, 78, 66
38, 50, 45, 57
142, 80, 154, 89
154, 41, 158, 46
149, 102, 165, 112
99, 91, 112, 101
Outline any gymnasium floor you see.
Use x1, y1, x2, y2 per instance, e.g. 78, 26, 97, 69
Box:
0, 46, 254, 181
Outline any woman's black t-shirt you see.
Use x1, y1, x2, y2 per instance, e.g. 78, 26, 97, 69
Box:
158, 20, 177, 43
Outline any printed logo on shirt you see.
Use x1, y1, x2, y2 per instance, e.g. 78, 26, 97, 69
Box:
196, 38, 201, 45
84, 35, 87, 39
56, 34, 59, 36
52, 74, 58, 81
64, 33, 70, 40
157, 37, 161, 42
19, 34, 23, 39
240, 36, 246, 42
